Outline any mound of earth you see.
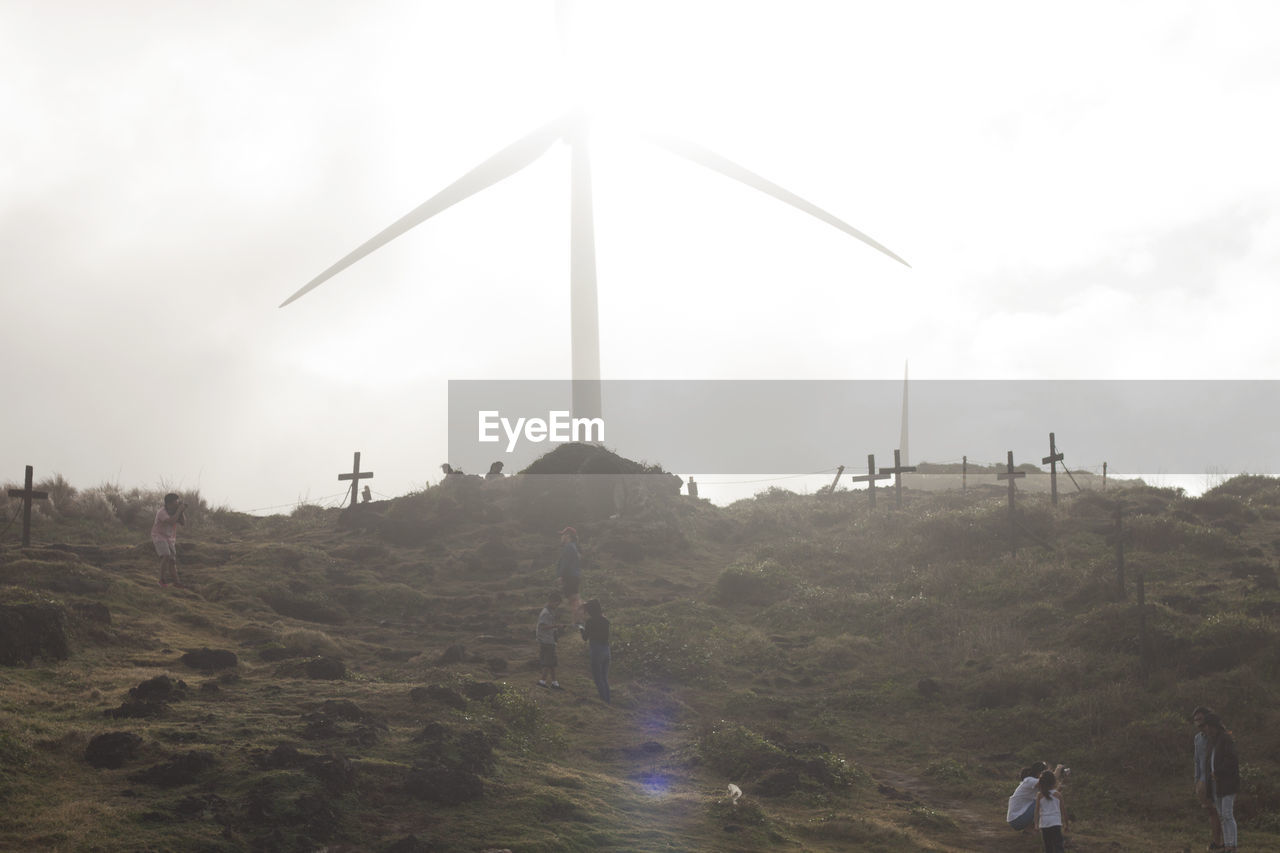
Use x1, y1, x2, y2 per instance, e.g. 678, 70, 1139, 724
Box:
519, 443, 663, 476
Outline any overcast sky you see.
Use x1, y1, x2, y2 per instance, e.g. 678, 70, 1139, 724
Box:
3, 1, 1278, 513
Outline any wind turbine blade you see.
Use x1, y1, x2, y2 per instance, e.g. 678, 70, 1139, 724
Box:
637, 130, 911, 268
281, 115, 571, 307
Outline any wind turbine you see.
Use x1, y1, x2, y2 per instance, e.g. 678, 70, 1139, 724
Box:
280, 11, 909, 420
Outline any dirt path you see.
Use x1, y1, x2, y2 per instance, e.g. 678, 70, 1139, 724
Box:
875, 768, 1032, 853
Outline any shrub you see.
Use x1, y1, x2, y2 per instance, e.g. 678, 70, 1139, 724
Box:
1183, 613, 1275, 675
696, 721, 787, 780
612, 620, 712, 682
280, 628, 344, 658
714, 560, 792, 606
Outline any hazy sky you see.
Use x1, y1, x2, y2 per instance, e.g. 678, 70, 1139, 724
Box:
4, 1, 1278, 513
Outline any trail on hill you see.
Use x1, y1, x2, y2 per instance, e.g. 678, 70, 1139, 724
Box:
875, 768, 1030, 852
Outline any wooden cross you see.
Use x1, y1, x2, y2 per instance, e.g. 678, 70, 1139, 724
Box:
1042, 432, 1064, 506
848, 453, 890, 509
338, 452, 374, 508
878, 448, 917, 509
7, 465, 49, 547
997, 451, 1026, 556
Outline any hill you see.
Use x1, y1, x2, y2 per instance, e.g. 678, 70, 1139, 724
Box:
1, 466, 1278, 851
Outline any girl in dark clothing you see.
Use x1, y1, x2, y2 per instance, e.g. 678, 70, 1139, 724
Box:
580, 598, 611, 703
1202, 713, 1240, 852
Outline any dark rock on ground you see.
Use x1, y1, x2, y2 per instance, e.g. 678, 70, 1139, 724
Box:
71, 601, 111, 625
0, 603, 69, 665
131, 674, 188, 704
180, 647, 238, 670
304, 656, 346, 679
105, 674, 189, 718
437, 644, 466, 664
309, 753, 357, 793
414, 726, 495, 776
300, 700, 386, 745
318, 699, 366, 721
753, 767, 805, 797
404, 763, 484, 804
173, 793, 230, 825
460, 681, 500, 701
84, 731, 143, 768
485, 657, 508, 674
259, 744, 305, 769
296, 792, 340, 839
423, 684, 467, 709
384, 835, 436, 853
128, 750, 216, 787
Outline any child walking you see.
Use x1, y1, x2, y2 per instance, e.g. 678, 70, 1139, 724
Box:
1033, 769, 1068, 853
536, 591, 567, 690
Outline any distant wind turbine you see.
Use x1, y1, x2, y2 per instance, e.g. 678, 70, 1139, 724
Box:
281, 11, 909, 419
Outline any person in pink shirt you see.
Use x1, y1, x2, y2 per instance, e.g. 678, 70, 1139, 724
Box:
151, 493, 187, 587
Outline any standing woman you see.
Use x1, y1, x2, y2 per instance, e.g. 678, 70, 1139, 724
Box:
557, 526, 584, 623
1202, 713, 1240, 852
580, 598, 611, 703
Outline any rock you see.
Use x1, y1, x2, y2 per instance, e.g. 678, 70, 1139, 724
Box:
84, 731, 143, 768
105, 675, 189, 718
128, 750, 216, 788
295, 792, 339, 838
424, 684, 467, 710
180, 647, 238, 671
260, 744, 305, 769
173, 793, 230, 825
304, 656, 346, 680
71, 601, 111, 625
131, 674, 187, 704
310, 753, 357, 793
460, 681, 500, 701
437, 644, 466, 664
404, 763, 484, 804
754, 767, 804, 797
0, 603, 69, 665
385, 835, 436, 853
485, 657, 508, 674
455, 730, 496, 775
318, 699, 365, 721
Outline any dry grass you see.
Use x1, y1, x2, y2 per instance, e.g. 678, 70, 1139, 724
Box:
0, 475, 1278, 850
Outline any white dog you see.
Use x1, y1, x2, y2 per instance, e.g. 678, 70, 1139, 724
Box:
726, 783, 743, 805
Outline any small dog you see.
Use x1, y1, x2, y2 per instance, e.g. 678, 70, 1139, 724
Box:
726, 783, 743, 805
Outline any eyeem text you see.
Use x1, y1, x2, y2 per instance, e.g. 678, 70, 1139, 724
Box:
478, 410, 605, 452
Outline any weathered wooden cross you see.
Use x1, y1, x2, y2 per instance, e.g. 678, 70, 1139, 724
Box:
1042, 432, 1064, 505
338, 452, 374, 509
7, 465, 49, 547
879, 448, 917, 509
848, 453, 890, 509
997, 451, 1025, 556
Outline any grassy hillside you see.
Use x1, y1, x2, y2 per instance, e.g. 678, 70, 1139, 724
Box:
1, 467, 1278, 852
